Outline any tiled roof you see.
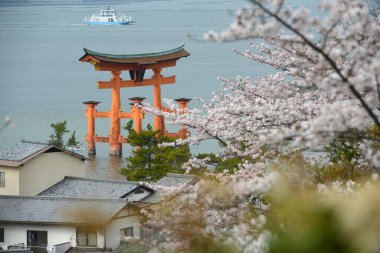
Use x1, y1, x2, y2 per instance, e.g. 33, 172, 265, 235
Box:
0, 140, 88, 167
138, 191, 162, 204
79, 44, 190, 65
38, 174, 197, 205
0, 141, 49, 162
138, 174, 198, 204
155, 173, 198, 187
0, 195, 126, 225
38, 176, 143, 199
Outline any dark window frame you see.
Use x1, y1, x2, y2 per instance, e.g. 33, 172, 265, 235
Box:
27, 230, 48, 253
121, 227, 134, 238
0, 171, 5, 187
0, 227, 4, 243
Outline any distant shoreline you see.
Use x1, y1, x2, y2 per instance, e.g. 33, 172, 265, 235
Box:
0, 0, 173, 6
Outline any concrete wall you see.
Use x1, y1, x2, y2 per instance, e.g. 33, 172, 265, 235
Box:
0, 224, 75, 247
105, 215, 141, 250
19, 152, 85, 196
0, 167, 19, 195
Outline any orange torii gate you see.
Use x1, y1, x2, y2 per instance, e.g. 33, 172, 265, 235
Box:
79, 44, 191, 156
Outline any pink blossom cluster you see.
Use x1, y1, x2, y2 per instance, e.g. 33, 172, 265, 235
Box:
138, 0, 380, 252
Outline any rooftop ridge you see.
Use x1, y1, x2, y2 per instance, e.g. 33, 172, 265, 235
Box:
0, 195, 127, 203
63, 176, 139, 185
20, 139, 49, 145
0, 140, 88, 164
166, 173, 197, 179
0, 142, 50, 162
83, 43, 185, 59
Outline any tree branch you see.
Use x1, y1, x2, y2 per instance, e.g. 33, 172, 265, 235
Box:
250, 0, 380, 128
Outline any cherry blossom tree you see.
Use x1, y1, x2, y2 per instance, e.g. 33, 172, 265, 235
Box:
137, 1, 380, 252
158, 0, 379, 159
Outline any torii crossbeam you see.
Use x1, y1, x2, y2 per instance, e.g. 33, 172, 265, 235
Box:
79, 44, 190, 156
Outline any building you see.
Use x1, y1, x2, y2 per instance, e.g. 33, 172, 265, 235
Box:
0, 195, 133, 251
0, 174, 198, 252
0, 141, 87, 196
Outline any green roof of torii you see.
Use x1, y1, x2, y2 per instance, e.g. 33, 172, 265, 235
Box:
79, 44, 190, 65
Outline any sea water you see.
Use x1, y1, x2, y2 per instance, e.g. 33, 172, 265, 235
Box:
0, 0, 317, 179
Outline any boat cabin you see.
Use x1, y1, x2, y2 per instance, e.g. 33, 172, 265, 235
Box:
100, 9, 116, 17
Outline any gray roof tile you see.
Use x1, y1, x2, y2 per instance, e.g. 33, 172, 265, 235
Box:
38, 176, 142, 199
155, 173, 198, 187
0, 140, 88, 167
139, 174, 198, 204
0, 195, 126, 225
0, 141, 48, 162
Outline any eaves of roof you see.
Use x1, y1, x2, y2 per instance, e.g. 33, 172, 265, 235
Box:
0, 144, 89, 168
79, 44, 190, 65
0, 195, 127, 225
119, 184, 155, 199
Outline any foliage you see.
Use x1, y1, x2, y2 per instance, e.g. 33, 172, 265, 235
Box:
48, 120, 80, 149
49, 121, 69, 148
120, 121, 191, 182
194, 153, 245, 174
67, 131, 80, 148
311, 126, 380, 182
268, 178, 380, 253
325, 130, 363, 166
137, 0, 380, 252
141, 167, 275, 253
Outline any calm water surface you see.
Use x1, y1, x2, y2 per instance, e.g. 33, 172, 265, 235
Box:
0, 0, 315, 179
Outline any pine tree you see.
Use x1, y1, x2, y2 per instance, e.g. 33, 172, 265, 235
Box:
120, 121, 191, 182
66, 131, 80, 148
49, 121, 69, 148
49, 121, 80, 149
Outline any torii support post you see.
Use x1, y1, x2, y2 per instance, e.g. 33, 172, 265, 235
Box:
83, 101, 100, 155
175, 98, 191, 139
109, 71, 122, 156
153, 68, 165, 134
129, 97, 145, 133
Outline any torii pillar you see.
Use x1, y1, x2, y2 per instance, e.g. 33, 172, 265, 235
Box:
109, 70, 122, 156
79, 44, 190, 156
83, 101, 100, 155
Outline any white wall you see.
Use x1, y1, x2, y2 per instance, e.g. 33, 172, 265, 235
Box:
19, 152, 85, 196
0, 224, 75, 247
105, 215, 141, 250
97, 229, 104, 248
0, 167, 19, 195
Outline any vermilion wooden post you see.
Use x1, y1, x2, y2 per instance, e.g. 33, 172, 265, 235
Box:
110, 71, 122, 156
130, 97, 145, 133
83, 101, 100, 155
175, 98, 191, 139
153, 68, 165, 134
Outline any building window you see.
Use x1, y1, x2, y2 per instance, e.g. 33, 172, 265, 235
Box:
120, 227, 134, 240
77, 227, 97, 247
0, 172, 5, 187
27, 230, 47, 253
0, 228, 4, 243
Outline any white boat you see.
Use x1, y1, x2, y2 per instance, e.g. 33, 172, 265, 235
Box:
84, 7, 133, 25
